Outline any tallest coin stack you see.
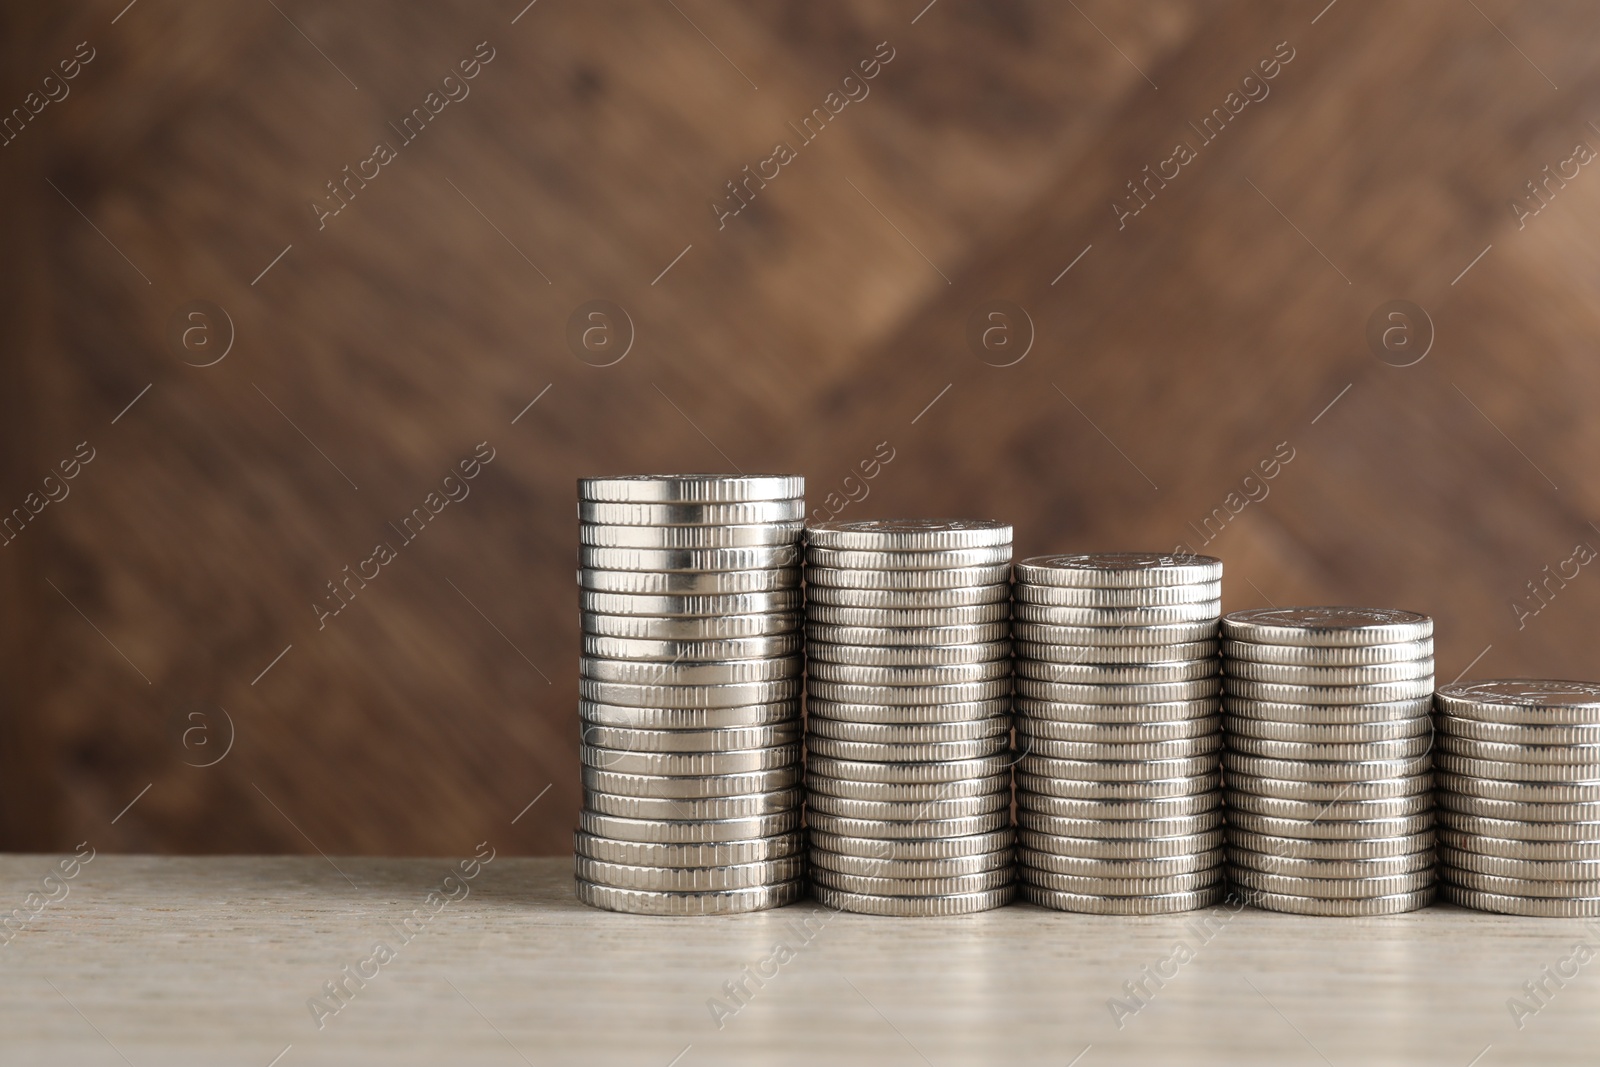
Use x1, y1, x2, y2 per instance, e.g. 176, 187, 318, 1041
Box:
573, 475, 808, 915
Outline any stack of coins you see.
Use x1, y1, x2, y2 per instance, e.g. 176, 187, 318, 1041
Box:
804, 519, 1016, 916
1436, 680, 1600, 917
1011, 553, 1226, 914
573, 474, 807, 915
1221, 607, 1436, 916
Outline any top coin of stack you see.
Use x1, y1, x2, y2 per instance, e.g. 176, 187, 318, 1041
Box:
1221, 607, 1436, 916
1435, 679, 1600, 917
573, 474, 807, 915
1011, 552, 1226, 915
804, 519, 1017, 916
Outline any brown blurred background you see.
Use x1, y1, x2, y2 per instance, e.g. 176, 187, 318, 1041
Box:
0, 0, 1596, 856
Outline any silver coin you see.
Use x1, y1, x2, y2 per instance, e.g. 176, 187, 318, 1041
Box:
581, 656, 802, 685
808, 679, 1011, 706
806, 696, 1012, 725
1225, 829, 1433, 860
582, 765, 801, 799
584, 788, 801, 821
582, 522, 802, 549
806, 811, 1011, 840
805, 545, 1013, 570
584, 612, 800, 641
1439, 829, 1600, 861
580, 545, 801, 573
811, 868, 1014, 897
1019, 809, 1222, 840
806, 519, 1012, 551
578, 809, 802, 844
582, 632, 801, 662
1016, 716, 1220, 743
807, 603, 1011, 627
578, 474, 804, 504
807, 791, 1010, 820
1016, 640, 1218, 665
1437, 734, 1600, 766
809, 848, 1013, 879
581, 567, 800, 596
806, 564, 1011, 591
1230, 867, 1435, 899
1227, 811, 1433, 840
1436, 679, 1600, 725
1014, 553, 1223, 588
1020, 866, 1221, 896
1222, 607, 1434, 646
1241, 886, 1434, 916
1224, 695, 1432, 724
1016, 792, 1220, 820
1221, 753, 1430, 784
1018, 848, 1223, 877
812, 884, 1015, 916
1017, 696, 1219, 724
576, 854, 804, 892
807, 622, 1011, 647
1018, 754, 1217, 782
1013, 620, 1219, 646
1225, 658, 1435, 686
1226, 847, 1433, 877
578, 700, 798, 731
579, 723, 798, 752
1224, 769, 1431, 802
1223, 638, 1433, 666
808, 717, 1010, 744
1439, 884, 1600, 917
1443, 868, 1600, 898
1436, 792, 1600, 823
1223, 715, 1431, 743
807, 828, 1015, 860
807, 752, 1013, 784
574, 828, 803, 867
579, 498, 806, 525
1226, 736, 1431, 762
1435, 714, 1600, 746
1435, 754, 1600, 783
1012, 602, 1221, 626
1016, 582, 1221, 608
1017, 678, 1221, 704
1020, 883, 1226, 914
807, 640, 1012, 667
1436, 810, 1600, 842
576, 877, 803, 915
580, 678, 801, 709
806, 771, 1011, 803
580, 589, 803, 617
1018, 771, 1220, 800
807, 584, 1010, 609
1019, 736, 1222, 761
1225, 791, 1431, 821
1439, 848, 1600, 881
1224, 678, 1434, 705
581, 743, 800, 777
806, 660, 1013, 686
1019, 828, 1224, 859
1016, 659, 1216, 686
1435, 771, 1600, 803
806, 735, 1010, 763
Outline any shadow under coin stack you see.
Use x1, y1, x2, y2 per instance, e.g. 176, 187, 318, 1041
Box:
804, 520, 1016, 916
1436, 680, 1600, 917
1012, 553, 1226, 914
1221, 607, 1436, 916
573, 474, 807, 915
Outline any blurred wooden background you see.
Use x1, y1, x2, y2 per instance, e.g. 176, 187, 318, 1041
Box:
1, 0, 1596, 855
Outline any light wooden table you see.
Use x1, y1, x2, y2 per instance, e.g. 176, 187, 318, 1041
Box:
2, 855, 1596, 1065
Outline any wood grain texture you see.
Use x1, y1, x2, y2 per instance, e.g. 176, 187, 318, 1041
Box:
1, 855, 1597, 1065
0, 1, 1597, 856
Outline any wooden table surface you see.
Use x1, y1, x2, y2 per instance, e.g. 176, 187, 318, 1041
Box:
3, 855, 1597, 1065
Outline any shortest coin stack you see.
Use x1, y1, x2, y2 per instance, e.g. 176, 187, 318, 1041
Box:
805, 519, 1017, 916
1436, 679, 1600, 917
1222, 607, 1437, 916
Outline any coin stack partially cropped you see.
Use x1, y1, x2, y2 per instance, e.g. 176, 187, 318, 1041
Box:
573, 474, 807, 915
1221, 607, 1436, 916
1436, 679, 1600, 917
1011, 553, 1225, 914
804, 519, 1016, 916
